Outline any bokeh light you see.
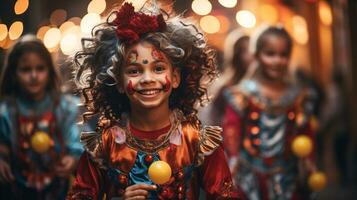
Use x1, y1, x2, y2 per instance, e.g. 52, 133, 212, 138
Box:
292, 15, 309, 45
0, 24, 8, 41
44, 27, 61, 49
236, 10, 256, 28
60, 33, 81, 55
37, 26, 51, 41
14, 0, 29, 15
80, 13, 101, 34
9, 21, 24, 40
319, 1, 332, 26
0, 37, 14, 49
218, 0, 237, 8
200, 15, 220, 34
60, 21, 75, 34
50, 9, 67, 26
69, 17, 82, 25
258, 4, 278, 24
88, 0, 107, 15
216, 15, 230, 34
192, 0, 212, 16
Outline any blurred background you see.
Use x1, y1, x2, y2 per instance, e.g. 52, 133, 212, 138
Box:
0, 0, 356, 199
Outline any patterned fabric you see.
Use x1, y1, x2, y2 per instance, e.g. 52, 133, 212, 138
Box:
0, 93, 83, 199
222, 79, 316, 200
67, 110, 242, 200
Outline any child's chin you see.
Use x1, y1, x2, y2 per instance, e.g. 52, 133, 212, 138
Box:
137, 100, 164, 109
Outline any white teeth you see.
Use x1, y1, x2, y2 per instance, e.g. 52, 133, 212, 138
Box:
139, 89, 160, 95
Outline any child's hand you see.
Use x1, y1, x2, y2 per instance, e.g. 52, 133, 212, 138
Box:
123, 183, 157, 200
55, 155, 76, 177
0, 159, 14, 183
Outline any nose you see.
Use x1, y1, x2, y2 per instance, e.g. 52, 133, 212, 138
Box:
30, 69, 38, 79
140, 71, 155, 84
272, 55, 286, 66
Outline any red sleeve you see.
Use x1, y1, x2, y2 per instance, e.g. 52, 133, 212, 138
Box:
199, 146, 246, 200
67, 152, 105, 200
222, 105, 242, 158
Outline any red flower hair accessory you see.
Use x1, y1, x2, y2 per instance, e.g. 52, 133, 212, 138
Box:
113, 3, 166, 44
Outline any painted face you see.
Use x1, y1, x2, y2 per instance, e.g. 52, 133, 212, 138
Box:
121, 42, 180, 110
257, 35, 290, 80
16, 52, 49, 99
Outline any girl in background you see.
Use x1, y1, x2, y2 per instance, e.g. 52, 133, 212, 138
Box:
0, 35, 82, 200
222, 26, 318, 200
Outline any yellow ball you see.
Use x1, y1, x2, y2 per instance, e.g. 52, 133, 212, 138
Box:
308, 171, 327, 192
148, 161, 172, 185
31, 131, 51, 153
291, 135, 313, 158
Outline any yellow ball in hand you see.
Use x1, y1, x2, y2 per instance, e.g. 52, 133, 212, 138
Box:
31, 131, 51, 154
308, 171, 327, 192
291, 135, 313, 158
148, 161, 172, 185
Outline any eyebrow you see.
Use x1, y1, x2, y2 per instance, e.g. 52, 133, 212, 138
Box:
127, 60, 166, 66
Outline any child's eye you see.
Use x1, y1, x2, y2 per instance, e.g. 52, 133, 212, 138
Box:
18, 66, 31, 73
154, 65, 166, 73
126, 69, 141, 75
265, 51, 275, 56
36, 65, 47, 72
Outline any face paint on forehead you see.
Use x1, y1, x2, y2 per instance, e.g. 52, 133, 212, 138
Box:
127, 50, 138, 65
163, 75, 171, 92
151, 48, 165, 61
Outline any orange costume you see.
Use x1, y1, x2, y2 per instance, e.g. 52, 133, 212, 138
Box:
68, 110, 241, 199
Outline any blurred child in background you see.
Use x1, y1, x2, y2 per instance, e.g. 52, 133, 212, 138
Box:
0, 35, 82, 200
222, 26, 321, 200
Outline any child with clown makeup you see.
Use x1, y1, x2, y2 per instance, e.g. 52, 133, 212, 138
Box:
67, 2, 244, 200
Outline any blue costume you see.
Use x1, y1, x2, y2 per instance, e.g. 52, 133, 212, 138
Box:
0, 93, 83, 199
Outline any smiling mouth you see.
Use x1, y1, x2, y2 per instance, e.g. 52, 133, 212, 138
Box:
137, 89, 162, 95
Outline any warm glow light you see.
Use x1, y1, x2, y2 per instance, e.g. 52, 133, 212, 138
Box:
292, 15, 309, 45
69, 17, 82, 25
60, 33, 81, 55
258, 4, 278, 24
216, 15, 230, 34
218, 0, 237, 8
63, 25, 83, 53
192, 0, 212, 16
80, 13, 101, 34
319, 1, 332, 26
88, 0, 107, 14
0, 38, 14, 49
200, 15, 220, 34
14, 0, 29, 15
66, 25, 82, 35
60, 21, 75, 34
236, 10, 256, 28
9, 21, 24, 40
124, 0, 146, 11
0, 37, 7, 48
0, 24, 8, 41
50, 9, 67, 26
37, 26, 51, 41
44, 28, 61, 49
